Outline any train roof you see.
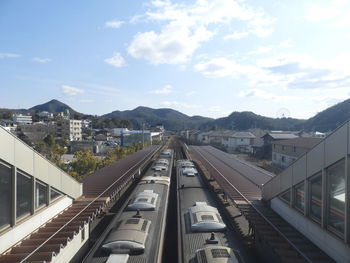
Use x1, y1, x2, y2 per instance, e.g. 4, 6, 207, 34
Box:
102, 218, 151, 254
127, 190, 158, 211
188, 202, 226, 232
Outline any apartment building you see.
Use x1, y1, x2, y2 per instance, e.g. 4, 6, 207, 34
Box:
56, 119, 82, 141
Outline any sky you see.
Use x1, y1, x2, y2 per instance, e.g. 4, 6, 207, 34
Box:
1, 0, 350, 119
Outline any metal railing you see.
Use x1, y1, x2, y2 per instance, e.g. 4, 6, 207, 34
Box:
191, 146, 313, 263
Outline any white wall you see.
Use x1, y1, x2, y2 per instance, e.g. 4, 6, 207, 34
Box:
0, 126, 82, 199
0, 197, 72, 254
271, 198, 350, 263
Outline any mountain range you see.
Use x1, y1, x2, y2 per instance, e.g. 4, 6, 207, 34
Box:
3, 98, 350, 132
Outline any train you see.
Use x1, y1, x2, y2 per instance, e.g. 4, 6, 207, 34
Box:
176, 158, 242, 263
83, 149, 173, 263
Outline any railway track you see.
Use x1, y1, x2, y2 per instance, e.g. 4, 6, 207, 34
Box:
190, 145, 335, 263
0, 145, 161, 263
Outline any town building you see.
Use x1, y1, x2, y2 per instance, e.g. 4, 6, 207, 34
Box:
17, 122, 56, 143
272, 137, 322, 168
221, 131, 256, 153
260, 131, 299, 158
56, 119, 82, 141
262, 120, 350, 262
12, 114, 32, 125
37, 111, 54, 120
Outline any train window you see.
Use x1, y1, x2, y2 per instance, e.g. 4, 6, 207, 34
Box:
293, 182, 305, 213
0, 161, 12, 229
309, 172, 322, 223
280, 189, 291, 203
326, 160, 345, 237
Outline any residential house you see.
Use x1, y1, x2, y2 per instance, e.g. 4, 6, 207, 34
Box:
221, 131, 256, 153
272, 137, 322, 168
261, 131, 299, 158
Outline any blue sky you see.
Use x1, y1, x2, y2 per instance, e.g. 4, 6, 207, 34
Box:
1, 0, 350, 119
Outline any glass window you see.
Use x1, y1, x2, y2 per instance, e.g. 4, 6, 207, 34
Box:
0, 162, 12, 229
309, 172, 322, 223
294, 182, 305, 212
35, 181, 47, 209
50, 188, 62, 201
327, 160, 345, 236
280, 189, 291, 203
16, 172, 32, 219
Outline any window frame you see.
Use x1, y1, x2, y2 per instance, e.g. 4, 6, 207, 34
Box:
0, 160, 13, 231
293, 182, 305, 213
308, 172, 322, 224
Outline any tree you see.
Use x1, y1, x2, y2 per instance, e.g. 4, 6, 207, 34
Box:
70, 150, 101, 178
44, 134, 55, 147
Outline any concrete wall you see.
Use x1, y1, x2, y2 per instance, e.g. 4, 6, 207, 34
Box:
271, 198, 350, 263
0, 196, 72, 254
0, 126, 82, 199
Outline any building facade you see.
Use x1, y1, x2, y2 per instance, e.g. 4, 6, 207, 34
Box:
272, 137, 322, 168
56, 119, 82, 141
12, 114, 32, 125
0, 126, 82, 254
221, 131, 255, 153
262, 121, 350, 262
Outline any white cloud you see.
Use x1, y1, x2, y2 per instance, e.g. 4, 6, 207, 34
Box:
238, 88, 290, 101
0, 53, 20, 58
248, 46, 272, 55
62, 85, 85, 96
105, 52, 126, 68
279, 40, 293, 48
305, 0, 346, 22
194, 57, 260, 78
223, 32, 250, 40
128, 0, 274, 64
160, 100, 200, 109
33, 57, 51, 63
105, 20, 124, 28
150, 84, 173, 94
195, 52, 350, 92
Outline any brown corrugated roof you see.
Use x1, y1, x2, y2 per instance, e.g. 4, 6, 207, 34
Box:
272, 137, 322, 149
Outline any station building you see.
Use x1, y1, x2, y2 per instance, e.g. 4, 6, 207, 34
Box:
262, 120, 350, 263
0, 126, 82, 255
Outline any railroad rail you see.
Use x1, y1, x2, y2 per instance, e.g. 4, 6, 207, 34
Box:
190, 145, 335, 263
0, 145, 161, 263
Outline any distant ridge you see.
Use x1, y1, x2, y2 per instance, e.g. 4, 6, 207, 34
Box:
103, 106, 212, 130
301, 98, 350, 132
29, 99, 75, 113
5, 97, 350, 132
